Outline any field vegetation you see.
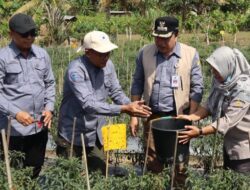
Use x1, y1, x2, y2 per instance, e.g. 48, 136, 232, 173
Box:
0, 0, 250, 189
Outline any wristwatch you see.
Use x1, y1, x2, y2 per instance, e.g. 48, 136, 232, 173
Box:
199, 128, 203, 136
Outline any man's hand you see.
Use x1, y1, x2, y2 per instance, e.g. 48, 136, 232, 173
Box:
129, 117, 139, 136
122, 100, 151, 118
16, 111, 35, 126
42, 110, 53, 129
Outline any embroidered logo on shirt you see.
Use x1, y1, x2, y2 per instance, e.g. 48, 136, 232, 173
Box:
232, 100, 245, 108
70, 72, 82, 82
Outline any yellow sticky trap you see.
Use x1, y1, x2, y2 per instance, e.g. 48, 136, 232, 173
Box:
102, 124, 127, 151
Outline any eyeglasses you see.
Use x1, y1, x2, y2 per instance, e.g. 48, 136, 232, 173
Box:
18, 29, 37, 38
92, 50, 111, 58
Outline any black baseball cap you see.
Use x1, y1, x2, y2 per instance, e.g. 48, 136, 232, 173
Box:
9, 13, 37, 34
152, 16, 179, 38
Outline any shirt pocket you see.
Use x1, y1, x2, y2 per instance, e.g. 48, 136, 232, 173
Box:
4, 64, 22, 84
34, 63, 46, 79
158, 65, 171, 87
104, 73, 112, 88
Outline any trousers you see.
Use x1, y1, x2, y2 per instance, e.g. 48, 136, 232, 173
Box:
56, 135, 106, 174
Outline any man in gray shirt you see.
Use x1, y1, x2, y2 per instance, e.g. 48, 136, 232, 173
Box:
57, 30, 151, 173
0, 13, 55, 178
130, 16, 203, 186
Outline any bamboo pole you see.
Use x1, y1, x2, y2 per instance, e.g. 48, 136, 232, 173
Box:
210, 104, 222, 173
210, 117, 221, 172
81, 133, 90, 190
6, 116, 11, 148
105, 126, 110, 179
1, 129, 13, 190
70, 117, 77, 158
143, 121, 152, 175
170, 131, 179, 190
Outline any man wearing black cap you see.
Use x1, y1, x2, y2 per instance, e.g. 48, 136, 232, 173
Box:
0, 13, 55, 178
130, 16, 203, 187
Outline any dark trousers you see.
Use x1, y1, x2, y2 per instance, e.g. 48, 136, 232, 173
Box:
144, 111, 178, 173
56, 135, 106, 174
144, 111, 189, 188
0, 129, 48, 178
223, 147, 250, 174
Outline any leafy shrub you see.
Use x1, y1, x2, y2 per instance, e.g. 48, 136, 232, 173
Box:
91, 169, 170, 190
0, 151, 40, 190
38, 158, 87, 190
39, 157, 170, 190
186, 168, 250, 190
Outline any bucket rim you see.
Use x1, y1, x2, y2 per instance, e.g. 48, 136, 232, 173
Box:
150, 117, 189, 125
150, 117, 190, 132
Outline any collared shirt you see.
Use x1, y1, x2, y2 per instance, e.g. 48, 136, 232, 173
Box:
0, 41, 55, 136
131, 42, 203, 113
207, 77, 250, 160
58, 56, 130, 146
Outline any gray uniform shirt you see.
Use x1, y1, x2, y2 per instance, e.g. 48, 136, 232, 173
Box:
0, 42, 55, 136
58, 56, 130, 146
131, 42, 203, 113
207, 78, 250, 160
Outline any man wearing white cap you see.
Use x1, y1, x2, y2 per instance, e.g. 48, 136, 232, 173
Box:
56, 31, 151, 173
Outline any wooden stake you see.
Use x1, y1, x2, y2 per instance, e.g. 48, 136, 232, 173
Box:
1, 129, 13, 190
81, 133, 90, 190
143, 121, 152, 175
170, 131, 179, 190
105, 126, 110, 179
210, 104, 222, 173
6, 116, 11, 148
70, 117, 77, 158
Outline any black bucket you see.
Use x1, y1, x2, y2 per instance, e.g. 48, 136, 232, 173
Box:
151, 117, 191, 164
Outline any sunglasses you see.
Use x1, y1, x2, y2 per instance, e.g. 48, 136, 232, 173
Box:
92, 49, 111, 58
18, 29, 37, 38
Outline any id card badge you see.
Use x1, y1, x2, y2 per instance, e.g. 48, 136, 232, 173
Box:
171, 75, 180, 88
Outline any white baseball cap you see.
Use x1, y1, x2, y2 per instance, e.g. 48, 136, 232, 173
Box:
83, 31, 118, 53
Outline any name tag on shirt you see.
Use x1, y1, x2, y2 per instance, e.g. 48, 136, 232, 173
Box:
171, 75, 180, 88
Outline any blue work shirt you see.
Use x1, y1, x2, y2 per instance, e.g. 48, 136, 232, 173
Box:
0, 41, 56, 136
131, 42, 203, 113
58, 56, 130, 146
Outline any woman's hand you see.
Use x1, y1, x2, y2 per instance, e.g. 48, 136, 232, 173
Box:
178, 125, 200, 144
176, 113, 202, 121
176, 114, 193, 121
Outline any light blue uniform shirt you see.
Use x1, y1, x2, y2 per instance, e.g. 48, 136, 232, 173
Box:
131, 42, 203, 113
0, 42, 56, 136
58, 56, 130, 146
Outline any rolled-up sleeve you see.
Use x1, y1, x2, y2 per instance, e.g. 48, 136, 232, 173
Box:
190, 51, 203, 103
131, 50, 145, 96
43, 51, 56, 111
